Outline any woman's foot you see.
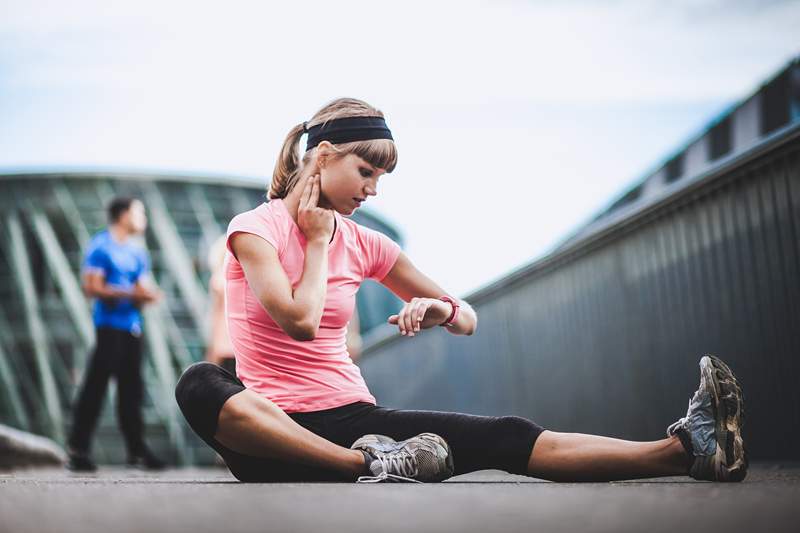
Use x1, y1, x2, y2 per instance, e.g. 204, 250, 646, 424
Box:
351, 433, 454, 483
667, 355, 747, 481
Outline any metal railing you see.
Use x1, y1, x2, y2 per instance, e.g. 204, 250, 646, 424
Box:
360, 122, 800, 460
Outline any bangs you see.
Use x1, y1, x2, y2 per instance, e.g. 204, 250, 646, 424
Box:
340, 139, 398, 173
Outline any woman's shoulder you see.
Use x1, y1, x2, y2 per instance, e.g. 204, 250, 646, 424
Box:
226, 200, 292, 255
228, 200, 287, 231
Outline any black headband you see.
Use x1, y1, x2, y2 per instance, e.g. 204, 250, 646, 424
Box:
304, 116, 393, 151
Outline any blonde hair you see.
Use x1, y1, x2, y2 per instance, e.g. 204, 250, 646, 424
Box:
269, 98, 398, 199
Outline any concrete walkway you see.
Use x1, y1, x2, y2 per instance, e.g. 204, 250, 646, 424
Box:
1, 464, 798, 533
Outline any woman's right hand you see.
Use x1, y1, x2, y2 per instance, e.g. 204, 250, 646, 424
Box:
297, 174, 334, 244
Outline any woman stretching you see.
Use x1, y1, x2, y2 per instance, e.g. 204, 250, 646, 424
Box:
175, 98, 747, 483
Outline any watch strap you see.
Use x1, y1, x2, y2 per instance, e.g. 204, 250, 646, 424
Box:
438, 296, 460, 327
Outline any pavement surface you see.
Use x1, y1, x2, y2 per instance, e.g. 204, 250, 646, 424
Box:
1, 463, 798, 533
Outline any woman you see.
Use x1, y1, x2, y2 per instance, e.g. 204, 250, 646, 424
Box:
175, 98, 747, 483
205, 234, 237, 376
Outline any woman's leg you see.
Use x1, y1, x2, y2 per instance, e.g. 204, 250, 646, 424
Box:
529, 355, 747, 482
197, 391, 688, 482
322, 405, 692, 482
214, 389, 366, 477
175, 362, 365, 480
322, 407, 543, 476
527, 431, 690, 482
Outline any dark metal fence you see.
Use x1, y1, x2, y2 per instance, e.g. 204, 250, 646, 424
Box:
360, 123, 800, 460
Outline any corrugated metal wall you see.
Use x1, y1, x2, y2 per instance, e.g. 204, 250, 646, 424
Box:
360, 125, 800, 459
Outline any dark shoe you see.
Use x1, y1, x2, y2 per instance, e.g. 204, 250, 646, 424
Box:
66, 450, 97, 472
667, 355, 748, 481
126, 448, 167, 471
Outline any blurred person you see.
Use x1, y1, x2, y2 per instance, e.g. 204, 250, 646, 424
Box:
345, 308, 362, 362
204, 234, 237, 468
66, 197, 166, 472
175, 98, 746, 483
205, 235, 236, 376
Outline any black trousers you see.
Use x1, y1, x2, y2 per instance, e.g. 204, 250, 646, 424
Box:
68, 327, 146, 456
175, 362, 545, 482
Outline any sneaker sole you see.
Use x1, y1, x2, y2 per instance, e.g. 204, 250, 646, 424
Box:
702, 355, 747, 481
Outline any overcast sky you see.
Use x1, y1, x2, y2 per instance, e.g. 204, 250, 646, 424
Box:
1, 0, 798, 297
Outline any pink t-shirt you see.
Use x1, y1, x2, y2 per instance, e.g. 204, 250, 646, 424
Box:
224, 198, 401, 413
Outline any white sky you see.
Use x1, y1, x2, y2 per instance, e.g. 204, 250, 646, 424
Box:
1, 0, 798, 296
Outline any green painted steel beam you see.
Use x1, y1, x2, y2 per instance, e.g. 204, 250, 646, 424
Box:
6, 212, 64, 442
29, 209, 95, 353
0, 307, 44, 433
230, 188, 256, 215
0, 329, 30, 430
188, 184, 223, 253
161, 307, 195, 372
142, 306, 189, 465
142, 182, 208, 332
52, 181, 91, 248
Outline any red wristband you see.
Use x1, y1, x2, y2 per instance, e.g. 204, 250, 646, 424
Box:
438, 296, 460, 327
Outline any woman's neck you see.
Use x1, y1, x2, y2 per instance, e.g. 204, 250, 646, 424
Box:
281, 173, 333, 225
280, 174, 336, 243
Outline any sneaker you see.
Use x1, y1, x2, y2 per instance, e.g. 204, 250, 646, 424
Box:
66, 449, 97, 473
126, 447, 167, 471
351, 433, 454, 483
666, 355, 747, 482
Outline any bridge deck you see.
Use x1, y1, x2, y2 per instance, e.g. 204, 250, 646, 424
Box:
1, 464, 798, 532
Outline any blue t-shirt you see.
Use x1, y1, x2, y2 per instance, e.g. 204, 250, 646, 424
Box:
82, 230, 150, 334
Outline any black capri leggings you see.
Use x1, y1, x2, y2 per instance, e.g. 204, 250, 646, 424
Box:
175, 362, 544, 482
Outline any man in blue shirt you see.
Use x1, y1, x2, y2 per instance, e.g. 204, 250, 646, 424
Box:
66, 197, 166, 471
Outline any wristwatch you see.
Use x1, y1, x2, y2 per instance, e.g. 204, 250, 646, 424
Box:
438, 296, 460, 327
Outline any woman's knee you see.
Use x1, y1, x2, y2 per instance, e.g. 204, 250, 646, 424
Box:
174, 361, 243, 440
174, 362, 219, 409
493, 415, 541, 437
491, 415, 546, 473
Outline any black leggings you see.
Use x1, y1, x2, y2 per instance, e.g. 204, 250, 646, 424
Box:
175, 362, 544, 482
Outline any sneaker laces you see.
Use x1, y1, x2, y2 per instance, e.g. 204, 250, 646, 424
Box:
667, 388, 716, 457
356, 472, 423, 483
666, 398, 691, 437
356, 453, 422, 483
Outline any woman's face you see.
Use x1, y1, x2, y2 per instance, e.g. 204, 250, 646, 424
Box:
318, 151, 386, 215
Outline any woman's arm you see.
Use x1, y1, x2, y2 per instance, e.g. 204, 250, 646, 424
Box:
231, 234, 328, 341
230, 175, 333, 341
380, 252, 477, 336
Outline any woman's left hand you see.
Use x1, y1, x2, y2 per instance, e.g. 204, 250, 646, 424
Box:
388, 297, 452, 336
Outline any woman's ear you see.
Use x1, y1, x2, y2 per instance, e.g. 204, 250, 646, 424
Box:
315, 141, 334, 168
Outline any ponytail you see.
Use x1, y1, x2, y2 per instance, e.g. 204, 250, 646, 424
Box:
269, 122, 306, 199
